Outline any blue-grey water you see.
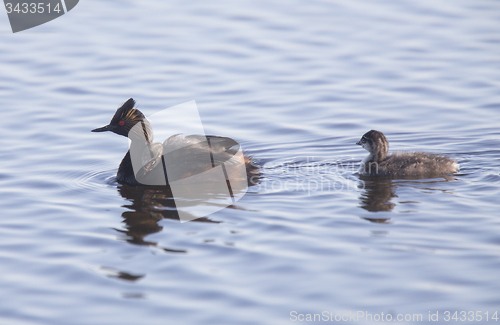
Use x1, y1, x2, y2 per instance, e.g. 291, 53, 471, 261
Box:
1, 0, 499, 324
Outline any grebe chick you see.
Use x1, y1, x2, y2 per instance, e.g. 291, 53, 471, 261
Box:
356, 130, 459, 177
92, 98, 257, 186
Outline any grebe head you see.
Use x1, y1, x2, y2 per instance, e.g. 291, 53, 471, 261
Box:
356, 130, 389, 162
91, 98, 153, 143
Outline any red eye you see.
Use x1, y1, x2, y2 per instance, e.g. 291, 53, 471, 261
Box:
119, 121, 125, 126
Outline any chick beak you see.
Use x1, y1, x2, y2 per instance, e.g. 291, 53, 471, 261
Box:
356, 140, 362, 145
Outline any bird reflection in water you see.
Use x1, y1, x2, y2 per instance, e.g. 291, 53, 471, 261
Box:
359, 178, 397, 212
358, 175, 457, 223
358, 177, 396, 223
114, 167, 261, 252
114, 184, 215, 253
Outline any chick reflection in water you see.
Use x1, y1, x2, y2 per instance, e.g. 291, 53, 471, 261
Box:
359, 179, 396, 213
93, 98, 259, 228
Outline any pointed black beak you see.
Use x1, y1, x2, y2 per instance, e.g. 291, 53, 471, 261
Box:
356, 140, 362, 145
91, 124, 115, 132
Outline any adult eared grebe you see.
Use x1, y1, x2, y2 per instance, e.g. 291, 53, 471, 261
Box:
356, 130, 459, 178
92, 98, 256, 186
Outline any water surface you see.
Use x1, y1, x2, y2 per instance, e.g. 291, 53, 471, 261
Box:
0, 0, 499, 324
